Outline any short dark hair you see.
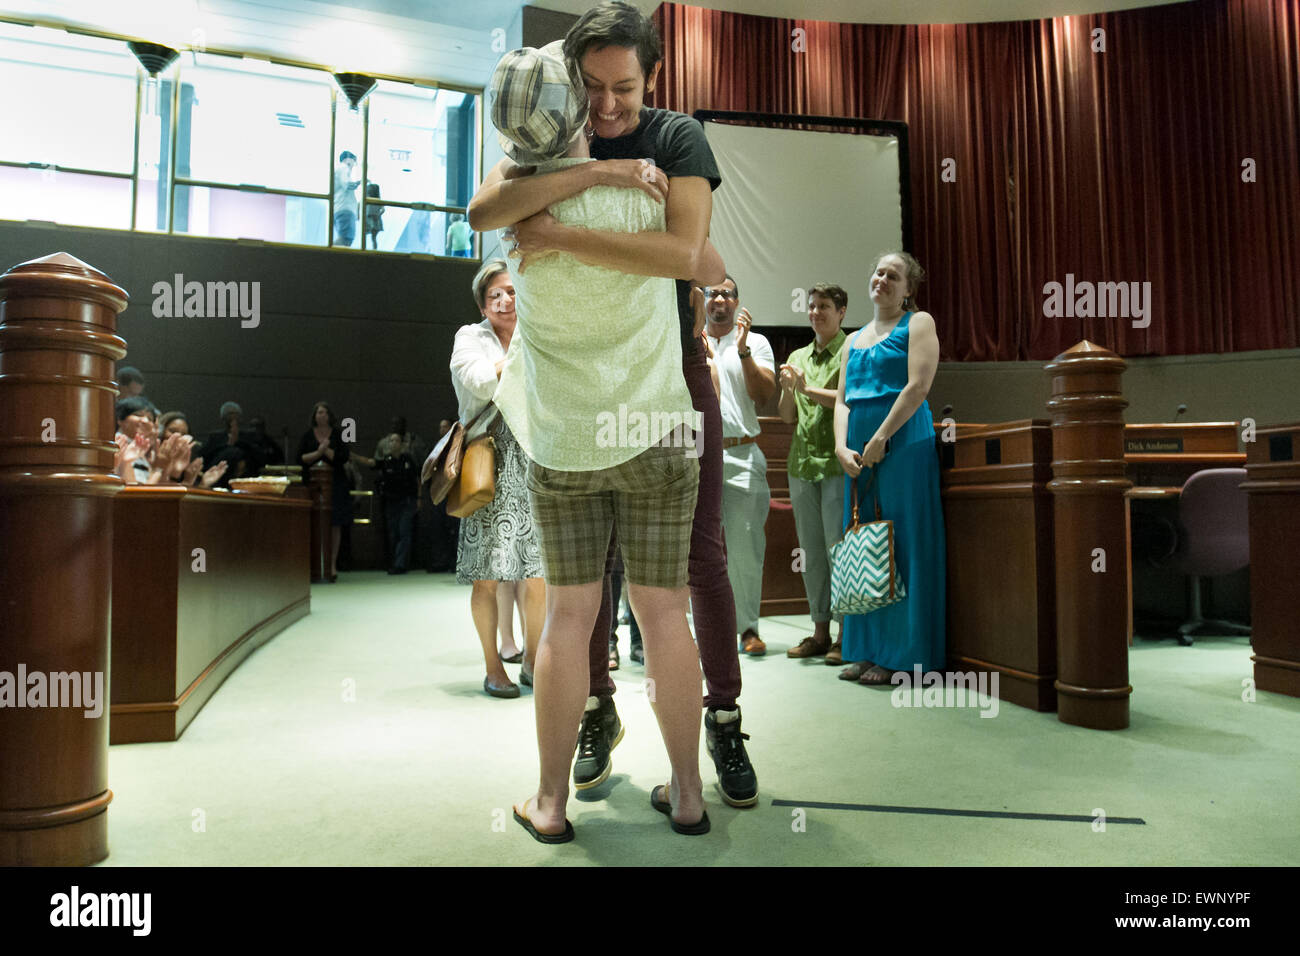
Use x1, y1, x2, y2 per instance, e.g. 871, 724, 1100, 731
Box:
809, 283, 848, 311
115, 396, 156, 424
724, 274, 740, 300
339, 150, 357, 162
117, 365, 144, 387
563, 1, 663, 82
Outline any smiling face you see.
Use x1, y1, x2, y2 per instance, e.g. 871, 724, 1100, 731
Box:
579, 44, 661, 140
164, 417, 189, 438
119, 407, 154, 440
704, 278, 739, 333
808, 294, 846, 341
869, 255, 913, 314
481, 271, 517, 337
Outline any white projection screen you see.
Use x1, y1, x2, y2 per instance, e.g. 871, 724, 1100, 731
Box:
698, 114, 909, 329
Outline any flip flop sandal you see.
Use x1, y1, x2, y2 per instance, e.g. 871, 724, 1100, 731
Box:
513, 803, 575, 844
859, 665, 894, 686
651, 785, 711, 836
838, 662, 867, 681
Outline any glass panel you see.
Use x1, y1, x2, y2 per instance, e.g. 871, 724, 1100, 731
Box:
332, 102, 365, 248
366, 82, 479, 208
0, 24, 137, 172
363, 206, 472, 257
136, 74, 177, 232
182, 54, 332, 194
0, 166, 131, 229
173, 184, 327, 245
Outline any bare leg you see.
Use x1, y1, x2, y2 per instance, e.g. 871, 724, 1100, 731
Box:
628, 582, 705, 826
497, 581, 520, 660
471, 580, 509, 683
515, 580, 602, 835
521, 577, 545, 674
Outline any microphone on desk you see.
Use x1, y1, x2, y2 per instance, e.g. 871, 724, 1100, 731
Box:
1174, 403, 1188, 421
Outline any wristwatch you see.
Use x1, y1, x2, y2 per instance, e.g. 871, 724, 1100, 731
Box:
737, 347, 752, 359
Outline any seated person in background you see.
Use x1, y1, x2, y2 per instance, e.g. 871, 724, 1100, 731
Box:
115, 396, 160, 484
116, 365, 145, 398
244, 415, 282, 476
204, 401, 252, 487
115, 398, 226, 487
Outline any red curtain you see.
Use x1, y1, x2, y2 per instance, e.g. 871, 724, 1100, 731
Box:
651, 0, 1299, 361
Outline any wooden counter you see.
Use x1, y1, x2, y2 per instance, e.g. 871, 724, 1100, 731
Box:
110, 485, 312, 743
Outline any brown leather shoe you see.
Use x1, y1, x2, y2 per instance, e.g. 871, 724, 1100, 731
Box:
824, 641, 843, 665
787, 636, 831, 658
741, 633, 766, 656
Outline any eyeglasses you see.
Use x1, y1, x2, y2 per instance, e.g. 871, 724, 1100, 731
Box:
705, 289, 737, 300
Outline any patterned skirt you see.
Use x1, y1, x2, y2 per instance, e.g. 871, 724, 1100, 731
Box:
455, 414, 544, 584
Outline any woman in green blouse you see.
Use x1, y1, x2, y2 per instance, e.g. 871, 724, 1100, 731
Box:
778, 284, 849, 663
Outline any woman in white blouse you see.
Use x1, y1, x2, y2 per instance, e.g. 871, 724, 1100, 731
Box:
450, 259, 546, 699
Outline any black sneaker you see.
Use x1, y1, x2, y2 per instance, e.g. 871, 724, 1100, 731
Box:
705, 707, 758, 807
574, 696, 623, 789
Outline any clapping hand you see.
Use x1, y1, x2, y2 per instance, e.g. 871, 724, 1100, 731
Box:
200, 460, 228, 489
116, 430, 151, 481
779, 363, 806, 393
155, 432, 193, 480
735, 308, 754, 352
183, 456, 204, 486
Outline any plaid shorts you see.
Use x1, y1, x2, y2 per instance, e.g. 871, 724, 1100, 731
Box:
527, 443, 699, 587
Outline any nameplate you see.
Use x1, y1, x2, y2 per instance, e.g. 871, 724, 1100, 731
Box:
1125, 437, 1183, 454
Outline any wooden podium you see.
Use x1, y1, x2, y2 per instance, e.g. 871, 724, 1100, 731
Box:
1241, 422, 1300, 697
0, 253, 126, 865
941, 420, 1058, 710
1046, 341, 1132, 730
758, 417, 809, 617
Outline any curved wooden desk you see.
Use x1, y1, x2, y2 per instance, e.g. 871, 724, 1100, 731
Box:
110, 485, 311, 744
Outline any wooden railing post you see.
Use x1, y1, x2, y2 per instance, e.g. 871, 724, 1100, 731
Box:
0, 253, 128, 864
1045, 340, 1132, 730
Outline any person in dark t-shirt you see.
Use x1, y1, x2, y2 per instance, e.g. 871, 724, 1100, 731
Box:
469, 0, 758, 841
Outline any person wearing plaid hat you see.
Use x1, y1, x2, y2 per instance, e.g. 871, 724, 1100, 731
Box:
484, 40, 724, 843
471, 1, 759, 836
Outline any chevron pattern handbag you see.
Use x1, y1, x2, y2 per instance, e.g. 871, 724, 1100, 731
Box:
829, 471, 906, 614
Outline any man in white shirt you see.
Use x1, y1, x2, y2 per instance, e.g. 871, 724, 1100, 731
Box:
704, 275, 777, 656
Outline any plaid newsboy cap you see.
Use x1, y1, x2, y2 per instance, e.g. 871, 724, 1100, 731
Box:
489, 40, 589, 166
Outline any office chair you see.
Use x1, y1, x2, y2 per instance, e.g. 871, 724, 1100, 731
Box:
1156, 468, 1252, 646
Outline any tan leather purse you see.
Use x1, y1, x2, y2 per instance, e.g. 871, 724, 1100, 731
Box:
446, 433, 496, 517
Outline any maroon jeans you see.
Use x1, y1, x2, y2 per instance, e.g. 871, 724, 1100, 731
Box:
587, 348, 741, 710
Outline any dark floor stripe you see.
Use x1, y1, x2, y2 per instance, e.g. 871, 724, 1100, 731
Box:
771, 799, 1145, 825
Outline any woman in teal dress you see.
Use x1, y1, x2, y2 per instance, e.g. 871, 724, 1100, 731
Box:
833, 252, 946, 685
